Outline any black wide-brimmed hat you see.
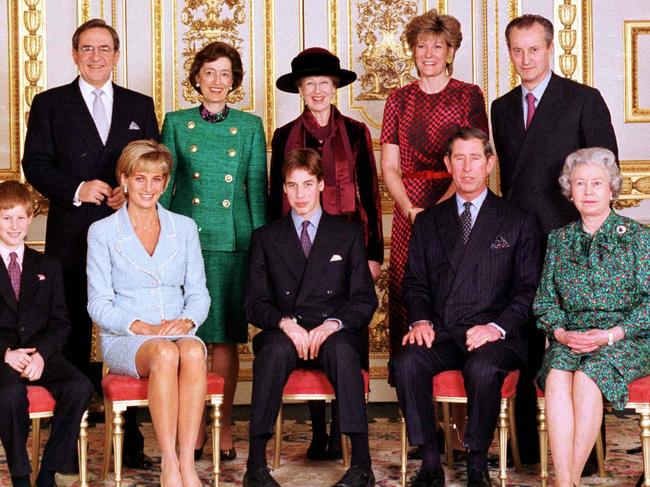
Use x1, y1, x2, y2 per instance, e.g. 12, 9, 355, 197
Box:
276, 47, 357, 93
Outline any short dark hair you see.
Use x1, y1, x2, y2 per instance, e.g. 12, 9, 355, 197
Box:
445, 127, 494, 158
282, 148, 323, 182
189, 41, 244, 95
0, 180, 34, 216
505, 14, 554, 48
72, 19, 120, 51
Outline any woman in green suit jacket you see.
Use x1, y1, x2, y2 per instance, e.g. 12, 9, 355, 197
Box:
160, 41, 267, 460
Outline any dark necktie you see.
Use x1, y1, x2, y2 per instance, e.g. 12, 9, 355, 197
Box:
460, 202, 473, 244
300, 220, 312, 257
525, 92, 536, 129
8, 252, 20, 300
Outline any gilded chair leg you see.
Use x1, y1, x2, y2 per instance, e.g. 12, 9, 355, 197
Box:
101, 401, 112, 480
441, 402, 453, 466
273, 405, 283, 470
638, 409, 650, 486
341, 433, 350, 469
211, 399, 221, 487
31, 418, 41, 486
508, 400, 522, 471
537, 399, 548, 487
78, 410, 89, 487
400, 411, 407, 487
112, 408, 125, 487
498, 399, 509, 487
595, 428, 606, 477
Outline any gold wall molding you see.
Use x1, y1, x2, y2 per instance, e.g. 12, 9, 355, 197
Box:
553, 0, 592, 85
624, 21, 650, 123
264, 0, 275, 144
614, 160, 650, 208
78, 0, 91, 24
556, 0, 577, 79
152, 0, 164, 125
507, 0, 520, 90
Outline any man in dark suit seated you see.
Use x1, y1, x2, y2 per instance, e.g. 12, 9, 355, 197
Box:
243, 148, 378, 487
21, 18, 159, 469
392, 128, 542, 487
0, 181, 93, 487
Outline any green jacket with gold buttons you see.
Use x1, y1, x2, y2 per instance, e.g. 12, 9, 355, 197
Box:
159, 107, 268, 252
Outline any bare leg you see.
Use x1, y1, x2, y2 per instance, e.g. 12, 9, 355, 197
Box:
136, 340, 182, 487
545, 369, 575, 487
176, 339, 207, 487
211, 343, 239, 450
570, 371, 603, 485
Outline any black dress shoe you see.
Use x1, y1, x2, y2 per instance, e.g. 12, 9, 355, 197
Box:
407, 446, 422, 460
242, 467, 281, 487
11, 476, 31, 487
331, 465, 375, 487
407, 467, 445, 487
467, 467, 492, 487
194, 437, 207, 461
307, 434, 329, 460
123, 450, 155, 469
220, 447, 237, 461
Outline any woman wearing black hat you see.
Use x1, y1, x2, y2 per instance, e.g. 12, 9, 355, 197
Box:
268, 47, 383, 461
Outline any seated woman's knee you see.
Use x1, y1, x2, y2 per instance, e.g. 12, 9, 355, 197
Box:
148, 340, 180, 371
178, 339, 207, 367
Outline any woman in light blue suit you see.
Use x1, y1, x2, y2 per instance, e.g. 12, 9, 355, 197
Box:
87, 140, 210, 487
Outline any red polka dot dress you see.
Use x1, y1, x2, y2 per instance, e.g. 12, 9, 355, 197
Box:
380, 79, 488, 356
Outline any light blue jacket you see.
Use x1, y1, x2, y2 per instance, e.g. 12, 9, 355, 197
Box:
87, 203, 210, 337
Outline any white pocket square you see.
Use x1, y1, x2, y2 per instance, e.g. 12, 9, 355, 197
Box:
330, 254, 342, 262
128, 121, 140, 130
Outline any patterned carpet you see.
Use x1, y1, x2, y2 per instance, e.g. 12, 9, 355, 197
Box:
0, 408, 646, 486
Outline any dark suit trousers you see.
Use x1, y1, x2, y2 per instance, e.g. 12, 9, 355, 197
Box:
249, 329, 368, 438
0, 354, 93, 476
392, 338, 521, 452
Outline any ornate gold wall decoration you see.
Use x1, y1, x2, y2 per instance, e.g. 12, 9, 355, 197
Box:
264, 0, 274, 144
78, 0, 91, 24
507, 0, 520, 90
614, 160, 650, 209
152, 0, 164, 125
353, 0, 417, 101
580, 0, 592, 86
557, 0, 577, 79
369, 266, 389, 355
624, 21, 650, 123
180, 0, 247, 105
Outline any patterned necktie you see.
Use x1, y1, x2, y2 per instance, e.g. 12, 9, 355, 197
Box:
92, 88, 109, 144
8, 252, 20, 300
460, 202, 473, 244
300, 220, 312, 257
525, 92, 536, 129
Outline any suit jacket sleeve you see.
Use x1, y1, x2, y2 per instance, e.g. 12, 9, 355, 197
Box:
581, 88, 618, 160
493, 212, 542, 335
28, 259, 70, 361
402, 213, 436, 326
22, 93, 82, 206
158, 114, 176, 209
533, 231, 570, 336
244, 229, 285, 330
177, 220, 211, 327
247, 116, 269, 229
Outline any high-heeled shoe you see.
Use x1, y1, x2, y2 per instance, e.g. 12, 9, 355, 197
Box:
194, 437, 208, 461
220, 447, 237, 461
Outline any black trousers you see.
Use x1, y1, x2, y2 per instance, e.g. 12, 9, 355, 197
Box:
249, 329, 368, 438
0, 354, 93, 476
392, 339, 521, 452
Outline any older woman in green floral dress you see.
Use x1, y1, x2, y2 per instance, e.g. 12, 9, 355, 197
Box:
534, 147, 650, 487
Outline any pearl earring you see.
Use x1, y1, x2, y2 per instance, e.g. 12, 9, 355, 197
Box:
123, 185, 128, 194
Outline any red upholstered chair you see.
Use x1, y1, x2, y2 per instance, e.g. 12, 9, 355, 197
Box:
101, 371, 224, 487
399, 370, 522, 487
537, 376, 650, 486
27, 386, 89, 487
272, 369, 371, 469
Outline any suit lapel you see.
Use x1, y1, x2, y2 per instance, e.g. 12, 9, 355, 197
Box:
437, 199, 463, 275
62, 78, 105, 162
17, 248, 39, 310
274, 216, 307, 284
113, 205, 163, 280
0, 257, 17, 313
104, 84, 131, 154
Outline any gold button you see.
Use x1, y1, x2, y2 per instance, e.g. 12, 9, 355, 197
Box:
189, 144, 198, 153
193, 172, 200, 179
230, 127, 238, 135
222, 199, 231, 208
187, 121, 195, 129
192, 198, 200, 205
228, 149, 236, 157
224, 174, 233, 183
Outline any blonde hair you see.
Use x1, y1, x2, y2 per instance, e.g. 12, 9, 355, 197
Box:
404, 9, 462, 76
115, 140, 173, 194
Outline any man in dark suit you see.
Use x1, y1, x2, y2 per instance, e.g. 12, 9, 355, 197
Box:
21, 18, 159, 469
0, 181, 93, 487
490, 14, 618, 464
243, 148, 378, 487
392, 128, 541, 487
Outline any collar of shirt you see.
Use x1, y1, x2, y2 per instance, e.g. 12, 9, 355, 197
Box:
521, 70, 552, 125
0, 242, 25, 271
455, 188, 488, 227
78, 77, 114, 126
291, 206, 323, 243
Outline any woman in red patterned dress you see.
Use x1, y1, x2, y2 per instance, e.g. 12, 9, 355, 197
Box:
380, 9, 488, 356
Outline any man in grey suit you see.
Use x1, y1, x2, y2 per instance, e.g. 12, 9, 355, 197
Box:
490, 14, 618, 464
392, 128, 541, 487
22, 18, 159, 469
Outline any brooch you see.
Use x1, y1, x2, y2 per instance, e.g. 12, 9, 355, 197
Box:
616, 225, 627, 235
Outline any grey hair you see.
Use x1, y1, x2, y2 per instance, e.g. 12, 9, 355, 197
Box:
559, 147, 622, 199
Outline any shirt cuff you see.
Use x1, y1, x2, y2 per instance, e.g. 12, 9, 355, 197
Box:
325, 318, 343, 331
73, 182, 84, 206
487, 322, 506, 339
409, 320, 433, 331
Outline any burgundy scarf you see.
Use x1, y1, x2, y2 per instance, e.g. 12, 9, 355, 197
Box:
283, 106, 356, 216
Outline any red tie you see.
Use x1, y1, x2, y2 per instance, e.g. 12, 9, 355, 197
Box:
8, 252, 20, 300
526, 93, 536, 129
